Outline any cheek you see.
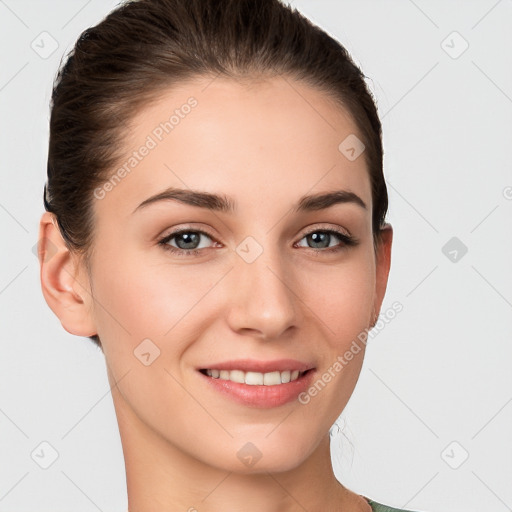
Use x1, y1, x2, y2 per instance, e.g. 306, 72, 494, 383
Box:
89, 248, 226, 358
297, 257, 375, 424
304, 253, 376, 344
90, 254, 216, 419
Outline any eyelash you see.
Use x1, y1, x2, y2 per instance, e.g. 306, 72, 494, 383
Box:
157, 226, 358, 258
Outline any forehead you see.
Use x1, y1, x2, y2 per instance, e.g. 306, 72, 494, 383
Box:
94, 75, 372, 220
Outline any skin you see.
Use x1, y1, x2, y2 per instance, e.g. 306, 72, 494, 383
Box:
38, 75, 392, 512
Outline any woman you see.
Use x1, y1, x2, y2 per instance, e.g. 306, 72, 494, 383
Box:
38, 0, 423, 510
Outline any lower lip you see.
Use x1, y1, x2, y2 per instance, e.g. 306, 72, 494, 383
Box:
198, 369, 316, 408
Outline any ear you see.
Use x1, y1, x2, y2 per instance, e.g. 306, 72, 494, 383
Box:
371, 223, 393, 325
37, 212, 97, 337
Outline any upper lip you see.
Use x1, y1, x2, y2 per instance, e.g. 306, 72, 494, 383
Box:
198, 359, 315, 373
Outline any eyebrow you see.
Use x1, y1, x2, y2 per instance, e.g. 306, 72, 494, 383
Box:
131, 187, 367, 214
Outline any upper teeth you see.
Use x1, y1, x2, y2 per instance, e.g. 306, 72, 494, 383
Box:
205, 369, 302, 385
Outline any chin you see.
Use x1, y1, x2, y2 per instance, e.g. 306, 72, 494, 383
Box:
199, 433, 316, 475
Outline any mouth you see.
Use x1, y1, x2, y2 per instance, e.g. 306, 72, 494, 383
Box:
198, 368, 312, 385
197, 364, 316, 408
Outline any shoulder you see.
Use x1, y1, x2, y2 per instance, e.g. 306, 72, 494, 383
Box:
365, 497, 426, 512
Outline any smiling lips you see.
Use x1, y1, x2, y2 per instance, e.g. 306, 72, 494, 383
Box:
197, 358, 316, 408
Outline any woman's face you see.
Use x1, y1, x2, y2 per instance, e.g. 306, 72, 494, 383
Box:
77, 76, 391, 473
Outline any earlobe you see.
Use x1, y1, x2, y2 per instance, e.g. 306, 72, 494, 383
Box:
38, 212, 97, 337
372, 223, 393, 323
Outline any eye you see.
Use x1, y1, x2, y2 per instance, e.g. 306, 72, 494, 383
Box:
157, 226, 358, 258
295, 228, 358, 253
158, 228, 217, 257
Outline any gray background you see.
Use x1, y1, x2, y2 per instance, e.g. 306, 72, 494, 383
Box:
1, 0, 511, 511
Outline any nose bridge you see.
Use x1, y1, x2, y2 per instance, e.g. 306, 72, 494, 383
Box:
226, 236, 298, 339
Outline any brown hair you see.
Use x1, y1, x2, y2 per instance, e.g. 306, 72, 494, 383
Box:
43, 0, 388, 349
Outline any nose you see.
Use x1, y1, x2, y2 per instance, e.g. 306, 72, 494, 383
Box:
225, 244, 299, 340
